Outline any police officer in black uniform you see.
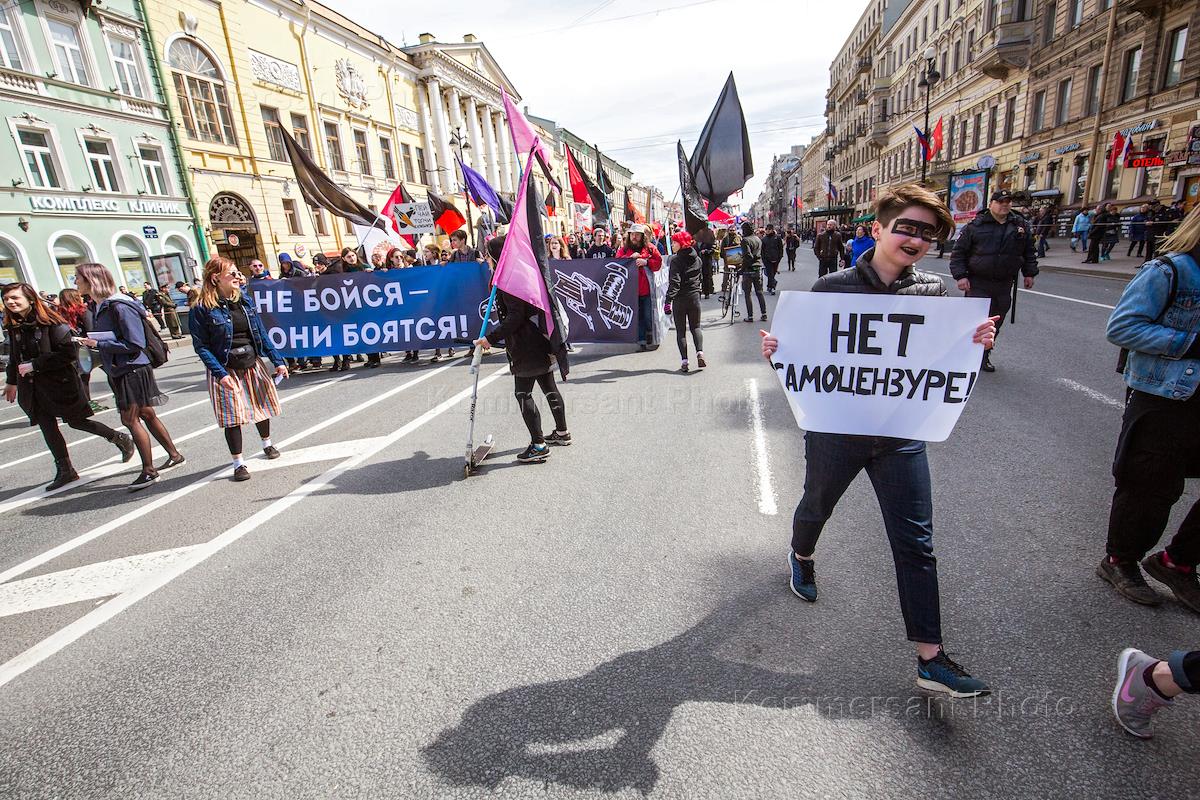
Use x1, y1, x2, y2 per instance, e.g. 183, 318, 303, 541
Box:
949, 189, 1039, 372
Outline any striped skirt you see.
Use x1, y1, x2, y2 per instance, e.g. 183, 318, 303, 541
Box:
207, 358, 281, 428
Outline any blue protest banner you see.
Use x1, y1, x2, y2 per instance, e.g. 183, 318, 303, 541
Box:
549, 257, 638, 344
248, 263, 491, 357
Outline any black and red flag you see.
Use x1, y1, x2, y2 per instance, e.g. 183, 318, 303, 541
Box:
426, 190, 466, 234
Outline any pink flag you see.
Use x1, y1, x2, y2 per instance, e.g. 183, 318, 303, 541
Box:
501, 88, 562, 192
493, 150, 552, 332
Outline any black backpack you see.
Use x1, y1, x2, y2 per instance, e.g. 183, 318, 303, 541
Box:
139, 314, 169, 369
1115, 254, 1177, 374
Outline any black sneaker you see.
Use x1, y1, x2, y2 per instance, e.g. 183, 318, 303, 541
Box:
1143, 552, 1200, 614
544, 431, 572, 446
744, 317, 753, 323
1097, 558, 1163, 606
917, 651, 991, 698
788, 554, 817, 602
112, 432, 135, 463
981, 352, 996, 373
760, 314, 768, 322
263, 445, 281, 460
158, 453, 185, 471
680, 361, 689, 373
128, 470, 159, 492
233, 465, 251, 481
517, 443, 550, 463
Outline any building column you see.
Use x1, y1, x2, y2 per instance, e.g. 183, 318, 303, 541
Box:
480, 103, 501, 190
494, 109, 515, 194
464, 95, 485, 174
446, 86, 467, 192
415, 81, 439, 192
427, 76, 454, 195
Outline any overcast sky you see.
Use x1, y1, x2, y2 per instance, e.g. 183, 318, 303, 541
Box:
329, 0, 865, 209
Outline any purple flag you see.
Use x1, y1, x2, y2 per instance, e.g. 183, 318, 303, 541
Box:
458, 157, 510, 224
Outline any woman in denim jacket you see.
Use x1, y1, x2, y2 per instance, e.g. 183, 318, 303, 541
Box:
1101, 204, 1200, 615
191, 257, 288, 482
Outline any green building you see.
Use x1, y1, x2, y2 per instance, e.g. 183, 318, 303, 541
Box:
0, 0, 203, 293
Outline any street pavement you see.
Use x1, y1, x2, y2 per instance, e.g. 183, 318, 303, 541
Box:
1, 248, 1197, 799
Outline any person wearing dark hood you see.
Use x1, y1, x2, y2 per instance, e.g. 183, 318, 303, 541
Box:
3, 283, 135, 490
785, 228, 800, 271
278, 252, 309, 279
949, 189, 1038, 373
664, 231, 706, 373
738, 222, 767, 322
696, 227, 717, 298
472, 235, 570, 463
760, 224, 784, 295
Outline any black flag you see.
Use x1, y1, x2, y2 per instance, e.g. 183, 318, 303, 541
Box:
282, 130, 380, 230
689, 73, 753, 209
677, 141, 709, 236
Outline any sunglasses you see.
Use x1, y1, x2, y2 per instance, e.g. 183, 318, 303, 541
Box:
889, 218, 940, 243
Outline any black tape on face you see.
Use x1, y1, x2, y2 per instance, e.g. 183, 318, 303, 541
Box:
890, 218, 939, 243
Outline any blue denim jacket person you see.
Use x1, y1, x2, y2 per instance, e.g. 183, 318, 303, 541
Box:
1107, 251, 1200, 400
190, 296, 285, 380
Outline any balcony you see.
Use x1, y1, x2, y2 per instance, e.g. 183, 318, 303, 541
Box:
857, 56, 872, 74
1121, 0, 1170, 15
870, 117, 889, 146
855, 89, 868, 106
826, 124, 836, 137
826, 98, 836, 114
975, 20, 1035, 80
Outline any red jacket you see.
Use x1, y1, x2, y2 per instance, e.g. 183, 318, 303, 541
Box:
616, 245, 662, 296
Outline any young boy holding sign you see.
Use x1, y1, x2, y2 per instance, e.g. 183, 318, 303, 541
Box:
761, 184, 998, 698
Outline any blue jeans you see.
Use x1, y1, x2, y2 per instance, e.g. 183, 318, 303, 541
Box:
637, 294, 653, 345
792, 432, 942, 644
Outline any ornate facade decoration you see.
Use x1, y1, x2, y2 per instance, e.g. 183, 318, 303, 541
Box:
249, 50, 302, 93
394, 105, 419, 132
209, 193, 258, 229
334, 58, 370, 109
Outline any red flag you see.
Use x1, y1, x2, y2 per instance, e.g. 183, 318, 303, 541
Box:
380, 183, 416, 247
564, 145, 591, 205
929, 117, 944, 159
426, 190, 465, 234
1107, 130, 1126, 172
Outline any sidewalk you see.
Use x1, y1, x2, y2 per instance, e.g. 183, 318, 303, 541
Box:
1033, 242, 1142, 280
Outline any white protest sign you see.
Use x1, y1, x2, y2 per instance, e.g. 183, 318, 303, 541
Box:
769, 291, 991, 442
390, 202, 436, 234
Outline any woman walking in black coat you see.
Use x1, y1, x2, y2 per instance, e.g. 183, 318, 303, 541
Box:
472, 235, 570, 464
3, 283, 134, 490
664, 231, 706, 372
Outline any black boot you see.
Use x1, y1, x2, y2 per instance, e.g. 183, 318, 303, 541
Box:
981, 351, 995, 373
46, 457, 80, 491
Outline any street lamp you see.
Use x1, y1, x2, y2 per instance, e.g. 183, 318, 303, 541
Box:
917, 45, 940, 185
449, 126, 476, 245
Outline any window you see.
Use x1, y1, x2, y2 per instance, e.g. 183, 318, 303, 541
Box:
1102, 160, 1119, 199
353, 129, 370, 175
972, 112, 982, 152
987, 106, 998, 148
1122, 46, 1142, 102
283, 199, 302, 235
401, 143, 415, 183
0, 6, 25, 70
48, 18, 90, 86
416, 147, 428, 184
1031, 90, 1046, 132
1015, 0, 1029, 21
1056, 78, 1072, 125
0, 237, 28, 284
953, 40, 961, 72
323, 121, 344, 171
379, 136, 395, 181
289, 113, 311, 156
959, 119, 968, 157
1043, 2, 1057, 44
1085, 64, 1102, 115
168, 40, 236, 145
261, 106, 287, 161
18, 129, 60, 188
107, 36, 146, 98
84, 139, 120, 192
987, 0, 999, 29
1004, 97, 1016, 141
1071, 156, 1088, 204
343, 215, 353, 235
312, 206, 329, 237
1163, 27, 1187, 88
1069, 0, 1083, 28
54, 235, 90, 288
138, 145, 168, 195
941, 51, 948, 77
967, 30, 975, 62
115, 236, 148, 288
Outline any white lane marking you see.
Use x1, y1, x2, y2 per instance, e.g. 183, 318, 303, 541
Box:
0, 379, 206, 437
0, 359, 465, 579
746, 378, 777, 516
1059, 378, 1123, 409
925, 270, 1117, 310
0, 546, 199, 619
0, 375, 351, 516
0, 365, 510, 689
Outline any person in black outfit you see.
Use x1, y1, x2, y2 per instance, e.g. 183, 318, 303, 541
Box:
473, 235, 571, 463
664, 231, 705, 373
813, 220, 843, 276
739, 222, 767, 322
949, 188, 1038, 372
585, 228, 616, 259
1085, 202, 1116, 264
760, 224, 784, 295
3, 283, 135, 490
784, 229, 800, 271
696, 227, 717, 298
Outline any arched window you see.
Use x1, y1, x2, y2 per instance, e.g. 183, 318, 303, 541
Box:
167, 38, 236, 145
52, 234, 91, 288
115, 235, 149, 288
0, 236, 28, 284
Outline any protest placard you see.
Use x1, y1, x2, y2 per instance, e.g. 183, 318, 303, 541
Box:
769, 292, 991, 442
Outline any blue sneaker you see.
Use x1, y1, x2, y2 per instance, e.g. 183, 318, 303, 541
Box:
917, 651, 990, 698
788, 554, 817, 602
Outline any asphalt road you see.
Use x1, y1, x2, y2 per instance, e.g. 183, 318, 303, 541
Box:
1, 248, 1196, 799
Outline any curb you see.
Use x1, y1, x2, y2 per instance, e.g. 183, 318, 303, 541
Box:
1038, 264, 1135, 281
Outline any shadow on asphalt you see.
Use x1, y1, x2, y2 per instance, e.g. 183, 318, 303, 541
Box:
419, 577, 960, 795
